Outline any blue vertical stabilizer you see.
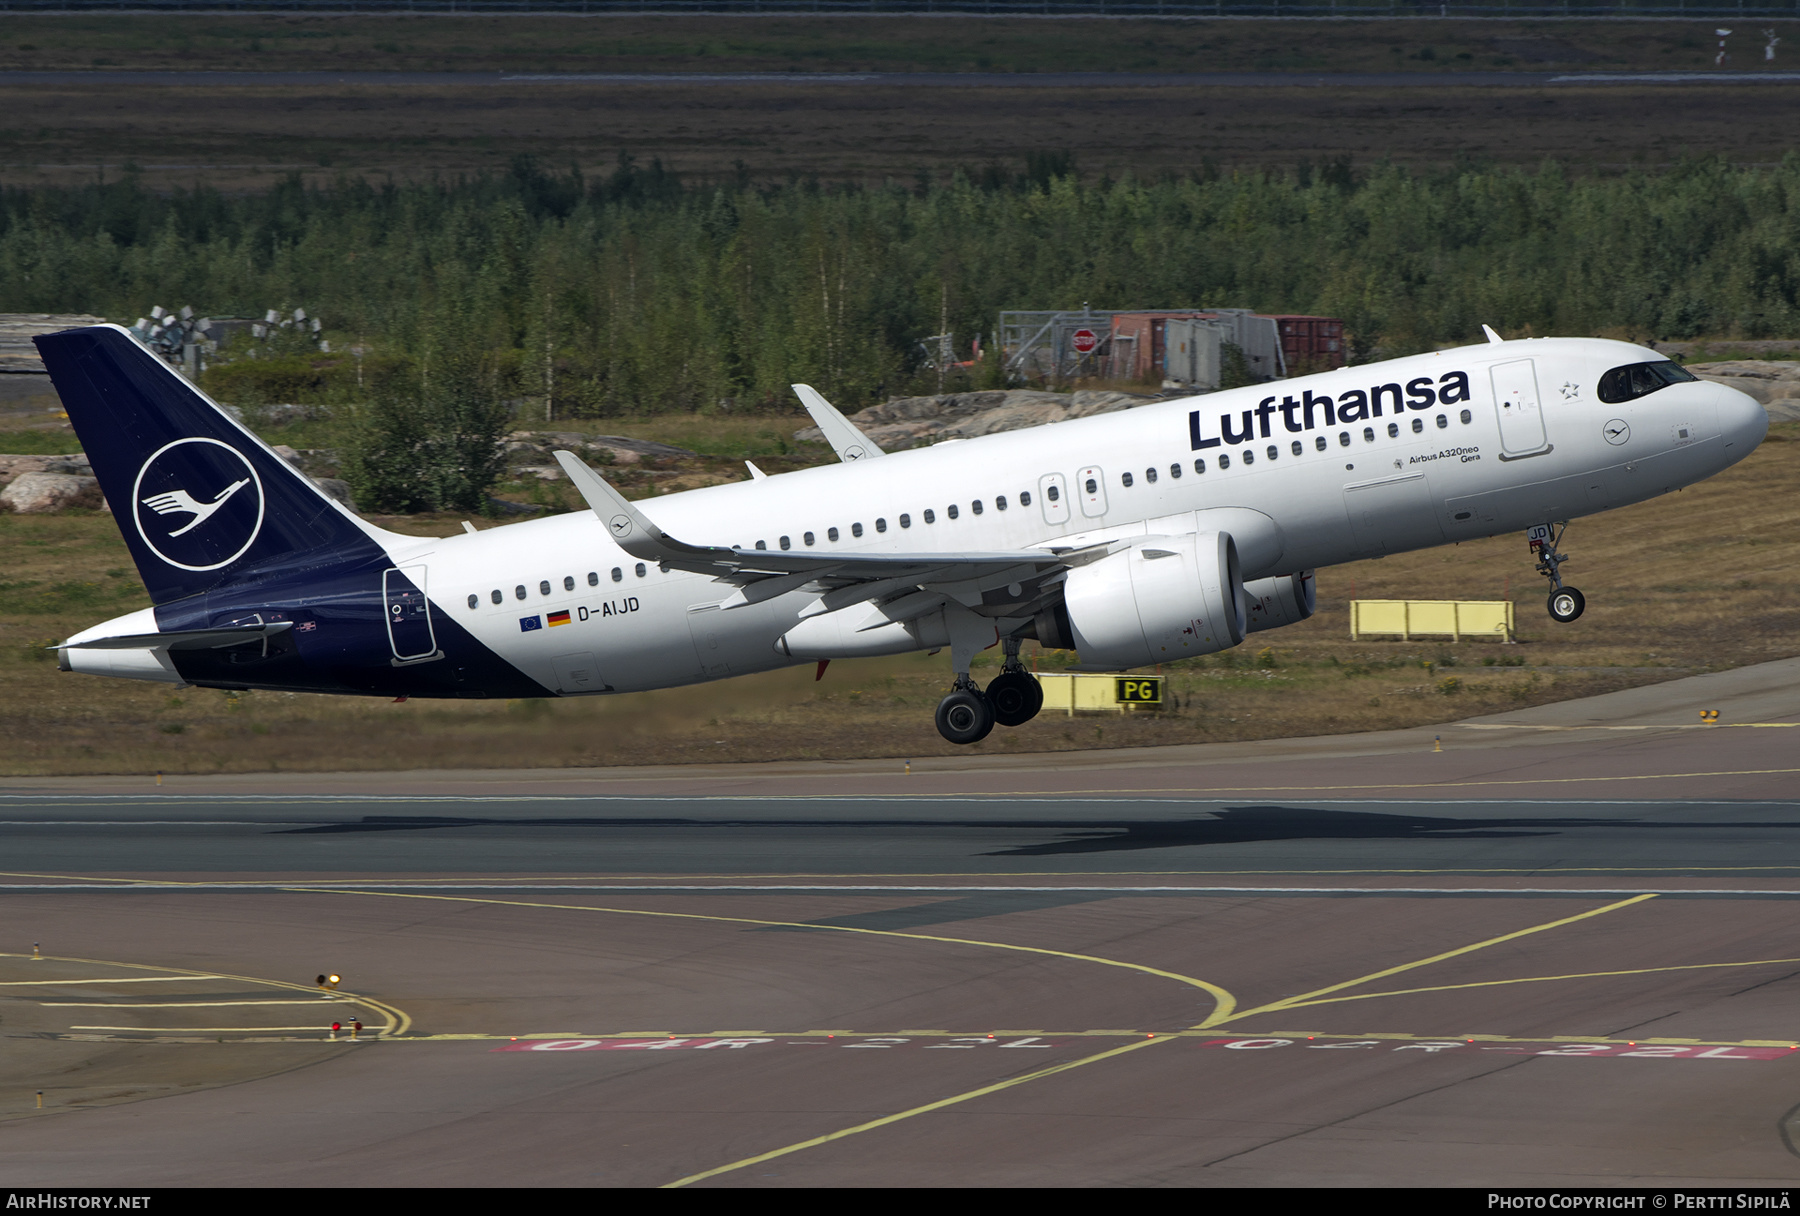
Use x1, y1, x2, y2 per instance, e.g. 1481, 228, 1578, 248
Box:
34, 324, 384, 605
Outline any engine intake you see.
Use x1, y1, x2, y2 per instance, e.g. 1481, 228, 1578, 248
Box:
1062, 531, 1246, 669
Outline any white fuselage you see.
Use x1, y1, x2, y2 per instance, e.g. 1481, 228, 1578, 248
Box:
66, 336, 1771, 696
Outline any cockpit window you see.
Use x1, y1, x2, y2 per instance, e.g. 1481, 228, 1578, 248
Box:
1598, 361, 1698, 404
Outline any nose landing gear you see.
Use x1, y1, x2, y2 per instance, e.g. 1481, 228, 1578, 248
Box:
1528, 522, 1585, 623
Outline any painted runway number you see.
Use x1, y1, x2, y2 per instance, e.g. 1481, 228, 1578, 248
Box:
1199, 1037, 1795, 1060
495, 1036, 1059, 1054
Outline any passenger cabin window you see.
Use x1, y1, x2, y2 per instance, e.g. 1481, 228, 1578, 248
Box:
1460, 409, 1473, 424
1387, 422, 1400, 438
1084, 478, 1097, 494
1363, 427, 1375, 443
539, 580, 551, 596
899, 514, 912, 528
970, 501, 983, 515
1193, 458, 1206, 474
1243, 450, 1255, 465
780, 535, 791, 550
490, 589, 503, 605
1169, 464, 1181, 480
1599, 361, 1697, 404
1293, 440, 1304, 456
1218, 454, 1230, 469
1411, 418, 1424, 433
851, 522, 864, 537
467, 594, 478, 609
804, 531, 815, 546
1121, 472, 1134, 488
1436, 414, 1448, 429
1144, 467, 1157, 484
828, 527, 840, 541
876, 517, 888, 531
587, 572, 599, 586
1045, 486, 1058, 503
755, 540, 767, 550
1266, 445, 1279, 460
1339, 431, 1350, 447
1314, 436, 1327, 451
1019, 491, 1031, 506
996, 495, 1008, 510
563, 576, 575, 591
635, 563, 647, 577
515, 585, 527, 600
924, 509, 937, 523
947, 505, 959, 520
611, 567, 623, 582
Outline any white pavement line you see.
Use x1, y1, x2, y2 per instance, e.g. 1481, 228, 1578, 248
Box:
40, 999, 353, 1008
0, 976, 214, 986
69, 1025, 349, 1032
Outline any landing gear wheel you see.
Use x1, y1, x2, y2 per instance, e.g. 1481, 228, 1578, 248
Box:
935, 688, 995, 744
986, 670, 1043, 727
1547, 586, 1586, 623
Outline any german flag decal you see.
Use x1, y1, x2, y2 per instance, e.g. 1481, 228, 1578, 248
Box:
547, 610, 572, 627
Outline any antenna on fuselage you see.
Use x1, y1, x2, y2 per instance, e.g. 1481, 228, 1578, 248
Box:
1482, 325, 1505, 345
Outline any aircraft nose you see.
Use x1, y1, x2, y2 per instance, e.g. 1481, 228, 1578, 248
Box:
1717, 382, 1769, 453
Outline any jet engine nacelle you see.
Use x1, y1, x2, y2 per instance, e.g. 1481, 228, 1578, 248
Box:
1244, 570, 1316, 634
1062, 531, 1246, 670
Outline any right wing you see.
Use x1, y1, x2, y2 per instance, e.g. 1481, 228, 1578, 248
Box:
553, 449, 1101, 625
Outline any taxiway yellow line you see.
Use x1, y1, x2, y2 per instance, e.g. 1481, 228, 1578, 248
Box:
296, 887, 1239, 1026
1201, 892, 1658, 1028
0, 952, 409, 1038
659, 1034, 1172, 1188
40, 999, 355, 1008
1265, 954, 1800, 1012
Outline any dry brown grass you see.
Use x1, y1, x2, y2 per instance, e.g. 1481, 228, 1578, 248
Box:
2, 420, 1795, 777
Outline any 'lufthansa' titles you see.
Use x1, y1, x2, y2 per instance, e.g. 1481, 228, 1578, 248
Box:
1190, 371, 1472, 450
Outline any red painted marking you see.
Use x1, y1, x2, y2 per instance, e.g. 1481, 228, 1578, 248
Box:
1196, 1037, 1792, 1060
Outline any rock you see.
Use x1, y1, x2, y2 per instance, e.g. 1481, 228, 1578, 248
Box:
0, 472, 102, 513
270, 444, 303, 467
0, 452, 85, 487
313, 478, 357, 512
1692, 361, 1800, 416
801, 387, 1158, 451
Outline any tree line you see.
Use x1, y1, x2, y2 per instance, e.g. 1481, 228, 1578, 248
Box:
1, 154, 1794, 508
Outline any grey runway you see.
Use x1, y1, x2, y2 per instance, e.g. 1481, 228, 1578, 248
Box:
5, 662, 1800, 1185
5, 69, 1798, 88
6, 793, 1800, 875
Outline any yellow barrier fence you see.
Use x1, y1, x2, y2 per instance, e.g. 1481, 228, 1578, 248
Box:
1036, 673, 1165, 715
1349, 599, 1515, 642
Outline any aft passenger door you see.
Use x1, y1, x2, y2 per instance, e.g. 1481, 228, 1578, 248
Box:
1038, 472, 1070, 525
382, 565, 440, 664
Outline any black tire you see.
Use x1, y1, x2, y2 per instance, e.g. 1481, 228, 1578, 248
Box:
935, 688, 995, 744
1548, 586, 1586, 623
987, 670, 1044, 727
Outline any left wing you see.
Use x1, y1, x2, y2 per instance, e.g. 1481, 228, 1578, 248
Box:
552, 449, 1092, 621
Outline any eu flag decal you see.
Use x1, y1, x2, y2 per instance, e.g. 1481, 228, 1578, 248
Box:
519, 615, 543, 632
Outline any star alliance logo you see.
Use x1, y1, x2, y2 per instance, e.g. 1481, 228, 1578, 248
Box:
132, 438, 265, 572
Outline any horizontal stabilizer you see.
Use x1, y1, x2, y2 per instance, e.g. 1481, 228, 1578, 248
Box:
57, 622, 294, 651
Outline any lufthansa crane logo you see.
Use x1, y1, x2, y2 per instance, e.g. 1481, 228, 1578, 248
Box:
132, 438, 265, 571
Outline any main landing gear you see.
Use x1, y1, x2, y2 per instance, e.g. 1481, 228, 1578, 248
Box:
1528, 522, 1586, 623
933, 636, 1043, 745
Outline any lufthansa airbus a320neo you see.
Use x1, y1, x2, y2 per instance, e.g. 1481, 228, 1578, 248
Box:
37, 324, 1766, 744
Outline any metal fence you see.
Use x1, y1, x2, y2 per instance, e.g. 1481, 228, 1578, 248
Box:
4, 2, 1798, 15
